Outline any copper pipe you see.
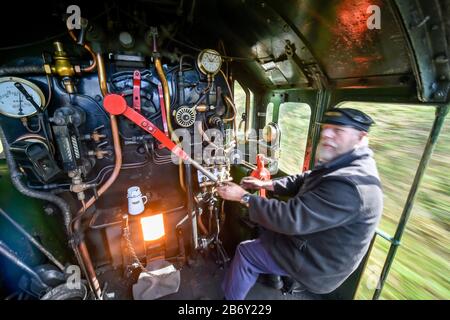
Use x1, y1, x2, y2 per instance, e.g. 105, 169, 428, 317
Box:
223, 95, 238, 144
179, 159, 186, 192
223, 95, 237, 123
72, 53, 122, 300
195, 121, 220, 149
154, 57, 184, 190
220, 70, 233, 100
68, 30, 97, 73
220, 69, 238, 142
96, 53, 108, 96
155, 57, 174, 138
68, 29, 77, 42
197, 209, 208, 235
79, 53, 121, 210
78, 241, 101, 294
81, 44, 97, 72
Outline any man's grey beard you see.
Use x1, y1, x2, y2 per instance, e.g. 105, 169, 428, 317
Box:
317, 146, 335, 163
317, 141, 339, 163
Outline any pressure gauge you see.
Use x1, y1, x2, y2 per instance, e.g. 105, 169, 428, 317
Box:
0, 77, 45, 118
197, 49, 223, 75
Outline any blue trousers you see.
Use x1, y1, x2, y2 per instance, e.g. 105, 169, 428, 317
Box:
222, 238, 288, 300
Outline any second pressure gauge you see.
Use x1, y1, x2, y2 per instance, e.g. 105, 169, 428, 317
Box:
197, 49, 223, 76
0, 77, 45, 118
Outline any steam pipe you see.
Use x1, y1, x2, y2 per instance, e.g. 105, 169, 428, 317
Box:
197, 208, 208, 235
72, 52, 122, 300
68, 30, 97, 73
179, 159, 186, 191
96, 53, 108, 97
0, 126, 72, 232
155, 57, 175, 138
0, 65, 45, 76
0, 208, 65, 271
223, 95, 238, 144
223, 95, 237, 123
184, 164, 198, 251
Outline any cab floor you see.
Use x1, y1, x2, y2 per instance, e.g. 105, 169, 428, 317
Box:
99, 252, 321, 300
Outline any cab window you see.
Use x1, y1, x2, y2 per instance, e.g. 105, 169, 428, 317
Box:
278, 102, 311, 174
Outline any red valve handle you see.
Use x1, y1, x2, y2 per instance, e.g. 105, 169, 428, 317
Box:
250, 154, 271, 197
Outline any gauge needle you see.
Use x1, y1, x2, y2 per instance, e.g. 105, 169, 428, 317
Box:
18, 91, 24, 115
14, 82, 41, 114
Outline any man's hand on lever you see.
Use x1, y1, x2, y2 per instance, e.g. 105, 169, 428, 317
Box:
240, 176, 274, 191
216, 177, 275, 202
216, 182, 248, 202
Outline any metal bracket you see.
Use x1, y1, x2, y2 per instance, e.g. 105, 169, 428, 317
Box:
132, 70, 141, 113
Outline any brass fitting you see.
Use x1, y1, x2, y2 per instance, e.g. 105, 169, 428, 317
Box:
195, 104, 208, 112
50, 42, 80, 77
62, 77, 75, 94
70, 183, 96, 194
91, 131, 107, 143
88, 149, 109, 159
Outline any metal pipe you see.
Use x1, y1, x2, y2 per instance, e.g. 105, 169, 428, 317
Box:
197, 210, 208, 235
223, 95, 237, 123
81, 44, 97, 73
96, 53, 108, 97
195, 120, 220, 149
184, 164, 198, 250
0, 240, 49, 291
223, 94, 238, 146
0, 65, 45, 76
0, 208, 65, 271
176, 228, 186, 264
241, 85, 251, 143
155, 57, 174, 138
188, 158, 218, 183
72, 53, 122, 300
179, 159, 186, 192
0, 126, 72, 232
82, 54, 122, 205
68, 30, 97, 73
372, 104, 449, 299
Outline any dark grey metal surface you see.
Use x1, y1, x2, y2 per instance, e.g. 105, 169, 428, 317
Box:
99, 253, 321, 300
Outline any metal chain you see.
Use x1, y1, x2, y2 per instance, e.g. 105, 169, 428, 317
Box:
122, 217, 153, 276
122, 216, 175, 279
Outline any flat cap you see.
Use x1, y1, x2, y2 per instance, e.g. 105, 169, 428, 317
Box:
321, 108, 374, 132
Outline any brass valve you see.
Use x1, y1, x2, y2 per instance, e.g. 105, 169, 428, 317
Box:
43, 42, 81, 94
45, 42, 81, 77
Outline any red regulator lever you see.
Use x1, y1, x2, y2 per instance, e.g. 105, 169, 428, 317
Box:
103, 94, 218, 183
251, 154, 271, 198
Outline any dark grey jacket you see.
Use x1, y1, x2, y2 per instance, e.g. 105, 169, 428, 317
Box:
248, 146, 383, 294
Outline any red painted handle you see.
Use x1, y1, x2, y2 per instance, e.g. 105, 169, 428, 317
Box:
103, 94, 189, 161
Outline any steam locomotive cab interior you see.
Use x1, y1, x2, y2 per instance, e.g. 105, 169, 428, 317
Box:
0, 0, 448, 300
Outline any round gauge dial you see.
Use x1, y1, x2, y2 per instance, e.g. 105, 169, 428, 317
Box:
0, 77, 45, 118
262, 123, 280, 143
197, 49, 223, 75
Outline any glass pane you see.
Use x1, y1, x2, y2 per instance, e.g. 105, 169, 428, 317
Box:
266, 102, 274, 125
345, 102, 450, 299
278, 102, 311, 174
233, 81, 246, 121
233, 81, 253, 140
